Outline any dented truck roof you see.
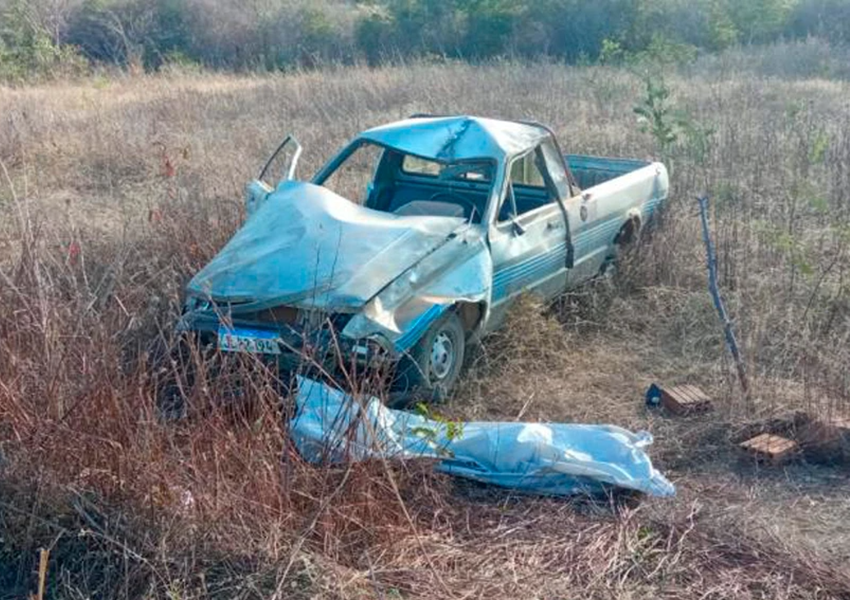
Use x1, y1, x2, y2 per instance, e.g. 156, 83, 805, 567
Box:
358, 116, 550, 162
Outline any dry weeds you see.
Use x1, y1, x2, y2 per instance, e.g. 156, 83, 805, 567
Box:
2, 57, 850, 598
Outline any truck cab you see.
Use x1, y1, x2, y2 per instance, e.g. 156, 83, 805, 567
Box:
178, 115, 668, 404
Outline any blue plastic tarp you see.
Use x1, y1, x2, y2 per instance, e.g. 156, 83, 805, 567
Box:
291, 377, 675, 498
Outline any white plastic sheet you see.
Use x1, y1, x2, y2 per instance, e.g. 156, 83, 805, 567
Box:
291, 377, 675, 498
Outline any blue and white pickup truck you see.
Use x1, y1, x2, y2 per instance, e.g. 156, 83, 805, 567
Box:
177, 115, 668, 400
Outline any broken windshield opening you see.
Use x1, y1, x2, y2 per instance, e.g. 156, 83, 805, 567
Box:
317, 141, 384, 204
315, 140, 495, 223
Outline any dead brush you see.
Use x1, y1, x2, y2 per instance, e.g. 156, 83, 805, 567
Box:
3, 58, 850, 598
455, 294, 579, 420
0, 165, 457, 599
472, 294, 569, 372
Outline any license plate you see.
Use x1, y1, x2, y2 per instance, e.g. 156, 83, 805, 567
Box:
218, 326, 282, 355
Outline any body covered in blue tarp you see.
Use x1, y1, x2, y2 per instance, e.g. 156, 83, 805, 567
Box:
291, 377, 675, 498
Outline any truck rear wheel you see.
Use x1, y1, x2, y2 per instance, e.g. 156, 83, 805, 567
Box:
601, 217, 641, 280
392, 311, 465, 406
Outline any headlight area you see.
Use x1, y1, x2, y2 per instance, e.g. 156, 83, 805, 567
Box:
182, 294, 211, 314
342, 295, 443, 355
348, 334, 395, 367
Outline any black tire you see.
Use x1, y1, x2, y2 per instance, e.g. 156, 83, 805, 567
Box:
614, 216, 640, 248
392, 311, 465, 405
150, 335, 194, 421
150, 334, 211, 421
599, 218, 640, 281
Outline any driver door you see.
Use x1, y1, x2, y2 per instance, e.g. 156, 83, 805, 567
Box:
488, 143, 570, 328
245, 135, 302, 217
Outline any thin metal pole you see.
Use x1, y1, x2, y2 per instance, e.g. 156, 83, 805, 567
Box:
697, 195, 750, 399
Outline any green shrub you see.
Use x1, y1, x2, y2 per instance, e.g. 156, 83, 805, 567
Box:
634, 75, 680, 152
6, 0, 850, 77
0, 0, 88, 82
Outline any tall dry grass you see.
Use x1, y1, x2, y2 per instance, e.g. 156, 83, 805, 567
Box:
2, 56, 850, 598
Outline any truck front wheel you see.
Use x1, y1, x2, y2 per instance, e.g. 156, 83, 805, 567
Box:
392, 311, 466, 405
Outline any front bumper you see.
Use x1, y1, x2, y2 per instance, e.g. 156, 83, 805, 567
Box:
176, 310, 396, 373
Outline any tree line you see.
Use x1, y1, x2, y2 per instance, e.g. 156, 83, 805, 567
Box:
1, 0, 849, 80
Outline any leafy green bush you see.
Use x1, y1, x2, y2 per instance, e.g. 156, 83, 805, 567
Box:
0, 0, 87, 82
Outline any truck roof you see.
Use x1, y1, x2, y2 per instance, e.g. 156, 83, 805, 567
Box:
358, 115, 550, 163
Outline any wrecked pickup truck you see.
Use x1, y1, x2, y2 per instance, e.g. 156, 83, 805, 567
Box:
177, 115, 668, 401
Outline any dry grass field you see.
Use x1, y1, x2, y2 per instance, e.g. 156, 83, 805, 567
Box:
2, 53, 850, 598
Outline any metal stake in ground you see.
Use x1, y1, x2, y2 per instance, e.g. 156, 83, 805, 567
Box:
697, 195, 750, 400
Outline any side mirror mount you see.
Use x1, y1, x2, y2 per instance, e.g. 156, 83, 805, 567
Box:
245, 180, 271, 218
510, 217, 526, 236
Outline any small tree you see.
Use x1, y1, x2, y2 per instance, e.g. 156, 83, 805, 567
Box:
633, 75, 679, 153
707, 0, 739, 50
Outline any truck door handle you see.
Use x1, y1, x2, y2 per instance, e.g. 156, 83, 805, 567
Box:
546, 220, 563, 230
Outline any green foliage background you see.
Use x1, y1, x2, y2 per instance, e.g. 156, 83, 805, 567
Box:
1, 0, 849, 79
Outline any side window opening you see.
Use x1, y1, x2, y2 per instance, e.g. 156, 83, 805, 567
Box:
510, 152, 546, 188
499, 147, 558, 222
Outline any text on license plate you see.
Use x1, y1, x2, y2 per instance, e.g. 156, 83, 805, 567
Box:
218, 326, 282, 354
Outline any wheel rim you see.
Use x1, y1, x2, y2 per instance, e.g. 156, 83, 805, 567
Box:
601, 260, 618, 281
429, 331, 455, 381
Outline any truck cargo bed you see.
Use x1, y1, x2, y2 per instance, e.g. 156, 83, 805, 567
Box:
566, 155, 651, 190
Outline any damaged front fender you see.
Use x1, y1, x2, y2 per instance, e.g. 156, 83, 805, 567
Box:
342, 228, 492, 352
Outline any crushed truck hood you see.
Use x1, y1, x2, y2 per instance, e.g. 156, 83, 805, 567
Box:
187, 182, 465, 310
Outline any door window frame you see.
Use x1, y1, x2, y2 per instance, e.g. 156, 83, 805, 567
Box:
494, 145, 562, 229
